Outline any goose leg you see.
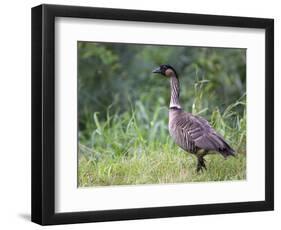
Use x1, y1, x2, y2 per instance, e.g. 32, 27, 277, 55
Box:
196, 154, 207, 172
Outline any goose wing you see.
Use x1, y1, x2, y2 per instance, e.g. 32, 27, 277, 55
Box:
171, 111, 235, 156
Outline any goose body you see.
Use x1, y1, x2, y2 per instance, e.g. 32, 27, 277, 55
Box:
153, 64, 235, 172
169, 109, 234, 156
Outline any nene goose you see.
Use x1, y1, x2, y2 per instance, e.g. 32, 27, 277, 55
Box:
152, 64, 235, 172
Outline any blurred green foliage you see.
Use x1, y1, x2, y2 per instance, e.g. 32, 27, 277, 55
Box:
78, 42, 245, 142
78, 42, 246, 186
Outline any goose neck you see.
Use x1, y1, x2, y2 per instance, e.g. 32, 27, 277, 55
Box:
169, 75, 181, 109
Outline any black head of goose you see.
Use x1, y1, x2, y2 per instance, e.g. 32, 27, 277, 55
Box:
152, 64, 235, 172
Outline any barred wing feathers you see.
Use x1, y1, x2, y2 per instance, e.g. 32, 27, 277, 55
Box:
169, 110, 235, 157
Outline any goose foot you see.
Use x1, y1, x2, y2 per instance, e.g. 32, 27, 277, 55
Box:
196, 155, 207, 172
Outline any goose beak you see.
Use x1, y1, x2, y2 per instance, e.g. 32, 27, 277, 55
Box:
152, 67, 161, 74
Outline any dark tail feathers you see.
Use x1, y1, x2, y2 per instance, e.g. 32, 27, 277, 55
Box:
217, 136, 235, 157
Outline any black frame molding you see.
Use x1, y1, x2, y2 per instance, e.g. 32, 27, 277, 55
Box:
31, 4, 274, 225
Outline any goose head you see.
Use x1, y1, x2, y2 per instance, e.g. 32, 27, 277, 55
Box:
152, 64, 178, 78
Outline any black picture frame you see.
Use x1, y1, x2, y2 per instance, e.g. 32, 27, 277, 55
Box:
31, 4, 274, 225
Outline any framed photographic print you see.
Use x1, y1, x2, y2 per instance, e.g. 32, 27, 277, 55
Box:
31, 4, 274, 225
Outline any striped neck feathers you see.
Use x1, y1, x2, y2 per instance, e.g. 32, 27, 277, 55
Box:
169, 74, 181, 109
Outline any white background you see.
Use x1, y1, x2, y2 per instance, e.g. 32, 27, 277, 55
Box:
0, 0, 279, 229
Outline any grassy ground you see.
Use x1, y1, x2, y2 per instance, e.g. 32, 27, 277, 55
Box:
78, 147, 246, 187
78, 94, 246, 187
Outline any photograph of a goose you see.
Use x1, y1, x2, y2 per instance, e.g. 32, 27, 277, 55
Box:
152, 64, 235, 172
78, 42, 246, 186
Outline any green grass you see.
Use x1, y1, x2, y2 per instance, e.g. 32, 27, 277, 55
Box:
79, 147, 246, 187
78, 85, 246, 187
